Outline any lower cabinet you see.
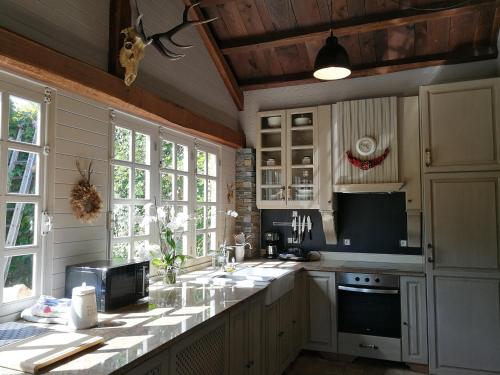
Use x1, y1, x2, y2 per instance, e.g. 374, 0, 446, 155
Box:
291, 271, 305, 356
400, 276, 428, 365
169, 314, 230, 375
126, 351, 169, 375
229, 294, 264, 375
265, 291, 297, 375
304, 271, 337, 352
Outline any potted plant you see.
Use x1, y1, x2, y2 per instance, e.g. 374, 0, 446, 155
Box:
149, 199, 191, 284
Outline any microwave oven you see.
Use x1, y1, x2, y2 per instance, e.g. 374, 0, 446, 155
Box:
65, 259, 149, 312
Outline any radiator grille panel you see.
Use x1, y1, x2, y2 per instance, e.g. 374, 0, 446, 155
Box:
175, 324, 226, 375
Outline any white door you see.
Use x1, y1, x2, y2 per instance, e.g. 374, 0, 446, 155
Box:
304, 271, 337, 352
420, 78, 500, 173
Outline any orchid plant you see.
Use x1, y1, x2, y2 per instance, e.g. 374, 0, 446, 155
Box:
148, 199, 191, 278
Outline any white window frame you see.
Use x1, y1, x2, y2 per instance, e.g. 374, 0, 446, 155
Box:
110, 113, 221, 268
194, 142, 219, 259
110, 112, 158, 261
0, 77, 49, 317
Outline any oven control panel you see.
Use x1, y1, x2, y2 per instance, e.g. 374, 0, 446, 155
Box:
337, 272, 399, 288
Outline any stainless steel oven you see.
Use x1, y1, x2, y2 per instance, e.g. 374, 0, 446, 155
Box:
337, 272, 402, 361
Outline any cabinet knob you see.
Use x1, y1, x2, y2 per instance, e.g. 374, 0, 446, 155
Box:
403, 322, 408, 326
278, 331, 284, 337
425, 148, 432, 167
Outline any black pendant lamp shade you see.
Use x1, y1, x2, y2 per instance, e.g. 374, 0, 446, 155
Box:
313, 34, 351, 80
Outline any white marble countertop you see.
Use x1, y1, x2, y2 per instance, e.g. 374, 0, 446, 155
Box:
0, 259, 423, 374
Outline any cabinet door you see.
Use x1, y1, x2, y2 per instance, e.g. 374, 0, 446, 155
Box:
248, 296, 264, 375
428, 276, 500, 375
286, 107, 319, 209
229, 302, 249, 375
420, 78, 500, 172
304, 271, 337, 352
256, 110, 287, 209
278, 292, 293, 371
425, 172, 500, 272
265, 301, 280, 375
126, 350, 168, 375
291, 272, 305, 355
401, 276, 428, 365
169, 315, 229, 375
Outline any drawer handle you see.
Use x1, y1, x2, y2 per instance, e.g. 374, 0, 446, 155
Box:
425, 148, 431, 167
359, 343, 378, 350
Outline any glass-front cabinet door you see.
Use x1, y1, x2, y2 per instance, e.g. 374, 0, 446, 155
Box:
286, 107, 318, 208
256, 110, 286, 208
256, 107, 319, 209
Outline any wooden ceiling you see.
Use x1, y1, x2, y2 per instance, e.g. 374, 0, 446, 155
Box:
190, 0, 500, 103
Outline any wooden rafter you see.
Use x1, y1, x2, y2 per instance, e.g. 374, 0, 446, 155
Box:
108, 0, 131, 77
240, 49, 498, 90
182, 0, 244, 111
0, 27, 245, 148
220, 0, 497, 55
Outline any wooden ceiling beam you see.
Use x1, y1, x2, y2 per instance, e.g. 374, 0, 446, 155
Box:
182, 0, 244, 111
108, 0, 131, 77
220, 0, 498, 55
0, 27, 245, 148
240, 49, 498, 90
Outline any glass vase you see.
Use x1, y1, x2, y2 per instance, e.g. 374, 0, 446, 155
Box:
163, 268, 177, 285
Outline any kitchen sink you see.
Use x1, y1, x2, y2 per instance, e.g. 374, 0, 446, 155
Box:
232, 267, 290, 281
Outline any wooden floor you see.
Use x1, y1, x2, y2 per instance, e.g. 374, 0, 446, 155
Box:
286, 351, 424, 375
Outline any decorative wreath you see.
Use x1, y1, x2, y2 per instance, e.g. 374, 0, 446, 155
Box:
70, 160, 103, 223
346, 148, 390, 170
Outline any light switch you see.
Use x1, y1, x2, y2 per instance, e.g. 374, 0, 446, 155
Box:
343, 239, 351, 246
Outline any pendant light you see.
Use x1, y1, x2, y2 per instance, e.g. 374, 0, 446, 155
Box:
313, 0, 351, 80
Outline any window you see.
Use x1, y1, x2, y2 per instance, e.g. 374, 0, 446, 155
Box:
110, 114, 220, 264
195, 149, 218, 257
110, 114, 155, 261
0, 81, 47, 314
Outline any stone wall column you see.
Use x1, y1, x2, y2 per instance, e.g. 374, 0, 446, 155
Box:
235, 148, 260, 258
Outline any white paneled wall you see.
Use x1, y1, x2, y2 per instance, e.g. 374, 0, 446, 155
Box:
51, 91, 109, 297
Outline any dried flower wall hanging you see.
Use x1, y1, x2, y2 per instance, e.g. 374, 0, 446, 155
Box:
70, 160, 103, 223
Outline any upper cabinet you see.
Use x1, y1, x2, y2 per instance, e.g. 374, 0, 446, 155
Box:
420, 78, 500, 173
256, 107, 319, 209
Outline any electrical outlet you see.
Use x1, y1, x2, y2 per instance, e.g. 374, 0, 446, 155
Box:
292, 211, 298, 217
400, 240, 408, 247
343, 238, 351, 246
287, 237, 294, 244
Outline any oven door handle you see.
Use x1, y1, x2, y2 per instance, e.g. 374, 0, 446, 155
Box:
338, 285, 399, 294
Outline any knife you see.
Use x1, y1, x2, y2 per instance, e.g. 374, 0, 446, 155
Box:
307, 216, 312, 240
292, 217, 297, 242
302, 215, 307, 242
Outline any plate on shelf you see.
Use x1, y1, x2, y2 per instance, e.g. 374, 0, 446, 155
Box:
267, 116, 281, 128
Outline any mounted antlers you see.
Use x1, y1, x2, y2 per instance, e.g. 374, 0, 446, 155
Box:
119, 0, 217, 86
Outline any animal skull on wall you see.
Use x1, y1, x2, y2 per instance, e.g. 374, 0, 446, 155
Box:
120, 27, 148, 86
118, 1, 217, 86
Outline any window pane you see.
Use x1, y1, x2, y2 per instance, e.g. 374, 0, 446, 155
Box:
6, 203, 35, 247
176, 175, 188, 201
7, 149, 37, 194
161, 140, 174, 169
207, 232, 216, 252
197, 151, 206, 175
208, 153, 217, 177
113, 165, 131, 199
176, 144, 188, 172
161, 172, 174, 201
196, 178, 206, 202
196, 233, 205, 257
207, 180, 217, 203
135, 132, 150, 165
134, 168, 149, 199
176, 235, 187, 255
9, 96, 40, 145
134, 205, 148, 236
3, 255, 33, 303
114, 126, 131, 161
207, 206, 216, 229
176, 205, 188, 231
113, 204, 130, 238
134, 240, 149, 259
196, 206, 205, 230
112, 242, 129, 261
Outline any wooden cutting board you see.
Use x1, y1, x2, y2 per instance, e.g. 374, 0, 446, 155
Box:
0, 332, 104, 374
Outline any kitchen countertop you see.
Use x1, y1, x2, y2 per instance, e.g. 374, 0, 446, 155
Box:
1, 259, 423, 375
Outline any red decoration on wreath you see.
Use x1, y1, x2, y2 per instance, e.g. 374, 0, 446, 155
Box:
346, 148, 390, 170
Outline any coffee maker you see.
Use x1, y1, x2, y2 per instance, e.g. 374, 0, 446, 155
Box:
264, 231, 280, 259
